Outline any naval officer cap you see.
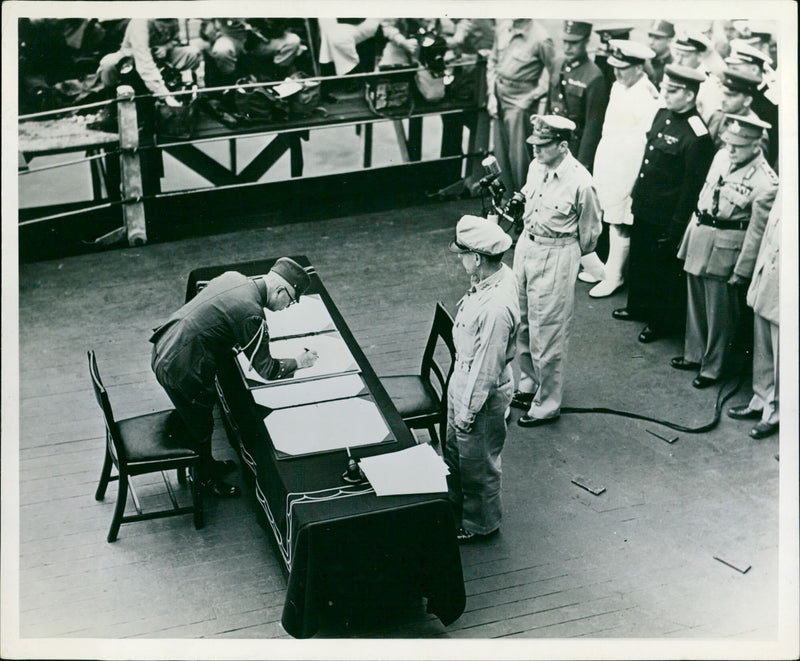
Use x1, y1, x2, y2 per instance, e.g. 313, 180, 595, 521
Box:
726, 39, 772, 69
607, 40, 655, 67
721, 114, 771, 145
526, 115, 576, 145
269, 257, 312, 298
663, 64, 707, 91
647, 20, 675, 38
673, 32, 712, 53
721, 68, 761, 95
596, 24, 633, 40
448, 215, 513, 257
561, 20, 593, 42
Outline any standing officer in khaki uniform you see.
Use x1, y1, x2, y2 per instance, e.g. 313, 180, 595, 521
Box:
728, 189, 781, 439
548, 21, 609, 172
510, 116, 602, 427
487, 19, 555, 194
671, 115, 777, 388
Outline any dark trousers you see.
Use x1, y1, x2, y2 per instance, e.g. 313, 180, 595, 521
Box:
626, 217, 686, 336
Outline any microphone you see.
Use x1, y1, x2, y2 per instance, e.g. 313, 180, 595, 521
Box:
478, 155, 502, 188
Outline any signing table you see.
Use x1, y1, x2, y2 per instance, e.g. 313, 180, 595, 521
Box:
186, 257, 465, 638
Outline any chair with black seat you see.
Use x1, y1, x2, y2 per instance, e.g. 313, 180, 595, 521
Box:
379, 302, 455, 445
89, 350, 203, 542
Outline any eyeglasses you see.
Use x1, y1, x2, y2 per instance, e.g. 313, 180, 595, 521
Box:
533, 139, 559, 148
282, 286, 298, 306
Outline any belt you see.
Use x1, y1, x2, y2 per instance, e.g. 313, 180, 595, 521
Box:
696, 211, 748, 231
496, 75, 536, 88
528, 232, 578, 246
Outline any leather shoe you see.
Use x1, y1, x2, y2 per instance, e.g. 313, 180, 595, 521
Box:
517, 414, 559, 428
456, 527, 499, 544
670, 356, 701, 371
637, 326, 659, 343
612, 308, 642, 322
727, 404, 762, 420
692, 375, 719, 389
200, 478, 241, 498
750, 421, 778, 439
510, 390, 534, 410
210, 458, 238, 476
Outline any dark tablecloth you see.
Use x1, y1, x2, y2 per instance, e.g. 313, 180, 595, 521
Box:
188, 257, 466, 638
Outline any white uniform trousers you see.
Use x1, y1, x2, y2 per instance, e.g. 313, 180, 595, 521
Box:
513, 232, 580, 419
683, 274, 741, 380
492, 79, 538, 192
749, 313, 779, 425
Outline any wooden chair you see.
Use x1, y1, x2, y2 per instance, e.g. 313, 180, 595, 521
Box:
379, 302, 455, 445
89, 351, 203, 542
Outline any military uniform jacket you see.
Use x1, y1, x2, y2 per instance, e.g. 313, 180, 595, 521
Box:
678, 149, 778, 279
645, 50, 672, 88
630, 107, 715, 233
747, 190, 780, 325
150, 271, 294, 403
548, 54, 609, 171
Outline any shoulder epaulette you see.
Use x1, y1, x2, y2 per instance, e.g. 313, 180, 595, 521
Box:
687, 115, 708, 137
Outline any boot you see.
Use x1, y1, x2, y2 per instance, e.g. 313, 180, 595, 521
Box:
578, 251, 605, 283
590, 227, 629, 298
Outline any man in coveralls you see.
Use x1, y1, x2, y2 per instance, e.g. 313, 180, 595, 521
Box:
672, 115, 777, 388
487, 19, 555, 194
548, 20, 609, 172
728, 189, 781, 439
612, 64, 716, 344
510, 116, 602, 427
150, 258, 317, 497
446, 215, 520, 543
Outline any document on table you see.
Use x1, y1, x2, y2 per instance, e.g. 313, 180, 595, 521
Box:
237, 332, 360, 385
264, 294, 336, 339
252, 373, 368, 409
358, 443, 449, 496
265, 396, 395, 457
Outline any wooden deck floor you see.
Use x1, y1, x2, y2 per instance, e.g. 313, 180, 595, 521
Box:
10, 198, 792, 656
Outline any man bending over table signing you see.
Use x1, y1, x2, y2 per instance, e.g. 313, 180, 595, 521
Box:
446, 216, 521, 543
150, 258, 317, 497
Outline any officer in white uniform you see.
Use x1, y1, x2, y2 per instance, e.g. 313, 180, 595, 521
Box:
578, 39, 660, 297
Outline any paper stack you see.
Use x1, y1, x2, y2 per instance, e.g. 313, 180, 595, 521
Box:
358, 444, 449, 496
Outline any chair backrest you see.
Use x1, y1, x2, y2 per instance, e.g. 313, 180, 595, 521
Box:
87, 350, 126, 464
420, 302, 456, 399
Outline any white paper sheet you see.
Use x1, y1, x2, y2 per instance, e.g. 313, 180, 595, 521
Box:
264, 294, 336, 339
238, 332, 359, 385
252, 374, 367, 409
358, 443, 449, 496
265, 397, 393, 456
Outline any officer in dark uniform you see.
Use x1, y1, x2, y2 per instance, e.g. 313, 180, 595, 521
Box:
612, 64, 716, 343
594, 24, 633, 90
724, 40, 779, 170
706, 69, 769, 156
644, 20, 675, 87
548, 20, 609, 172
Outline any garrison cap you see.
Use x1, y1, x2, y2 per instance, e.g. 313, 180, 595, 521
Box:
596, 24, 633, 41
663, 64, 707, 90
722, 114, 771, 145
607, 40, 655, 67
561, 20, 593, 42
721, 68, 761, 95
270, 257, 312, 298
727, 39, 773, 68
647, 20, 675, 38
673, 32, 711, 53
526, 115, 576, 145
448, 215, 512, 257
